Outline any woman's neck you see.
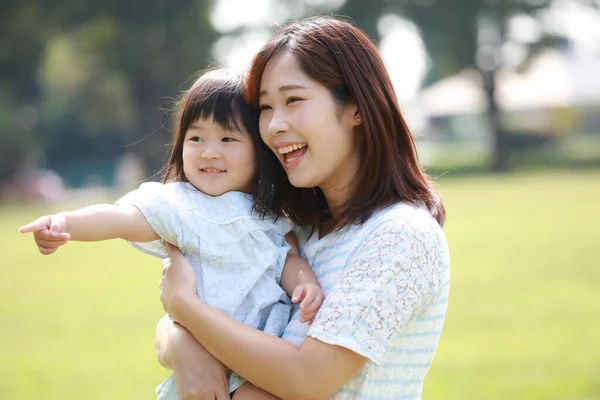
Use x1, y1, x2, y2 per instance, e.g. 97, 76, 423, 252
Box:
320, 152, 360, 220
318, 155, 360, 238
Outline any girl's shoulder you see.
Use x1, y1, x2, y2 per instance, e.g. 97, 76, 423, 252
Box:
159, 182, 294, 235
158, 182, 257, 223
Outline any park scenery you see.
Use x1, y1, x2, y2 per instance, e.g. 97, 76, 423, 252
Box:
2, 1, 600, 399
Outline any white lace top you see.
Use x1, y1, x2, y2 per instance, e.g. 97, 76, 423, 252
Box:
283, 202, 450, 399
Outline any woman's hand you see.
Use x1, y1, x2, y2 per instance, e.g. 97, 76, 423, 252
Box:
159, 243, 198, 319
155, 316, 230, 400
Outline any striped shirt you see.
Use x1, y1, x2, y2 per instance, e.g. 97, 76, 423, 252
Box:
282, 202, 450, 399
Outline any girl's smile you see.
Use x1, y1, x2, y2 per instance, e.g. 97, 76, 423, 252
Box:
183, 118, 256, 196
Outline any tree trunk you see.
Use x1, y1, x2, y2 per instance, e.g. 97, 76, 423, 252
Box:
481, 69, 510, 172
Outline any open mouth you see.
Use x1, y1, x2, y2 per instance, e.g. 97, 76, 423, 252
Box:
278, 143, 308, 166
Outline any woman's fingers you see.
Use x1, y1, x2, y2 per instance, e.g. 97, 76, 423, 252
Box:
165, 242, 182, 259
216, 385, 230, 400
162, 258, 171, 277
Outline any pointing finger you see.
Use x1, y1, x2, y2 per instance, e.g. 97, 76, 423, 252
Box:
19, 218, 48, 233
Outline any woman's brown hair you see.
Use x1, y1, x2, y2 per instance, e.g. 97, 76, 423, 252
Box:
245, 17, 446, 226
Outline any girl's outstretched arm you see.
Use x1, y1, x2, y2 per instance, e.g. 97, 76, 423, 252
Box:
20, 205, 158, 254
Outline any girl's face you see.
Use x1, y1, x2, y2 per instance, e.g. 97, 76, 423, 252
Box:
258, 51, 361, 201
182, 117, 256, 196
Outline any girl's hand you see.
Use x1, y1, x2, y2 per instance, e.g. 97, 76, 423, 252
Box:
291, 283, 326, 324
19, 214, 71, 255
159, 243, 198, 319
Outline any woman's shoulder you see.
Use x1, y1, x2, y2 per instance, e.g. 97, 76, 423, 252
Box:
363, 201, 444, 238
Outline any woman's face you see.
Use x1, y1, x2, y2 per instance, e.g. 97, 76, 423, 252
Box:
258, 51, 361, 196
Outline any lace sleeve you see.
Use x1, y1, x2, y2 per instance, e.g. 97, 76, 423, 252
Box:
307, 215, 448, 364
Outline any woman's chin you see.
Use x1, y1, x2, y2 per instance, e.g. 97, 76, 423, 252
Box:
286, 171, 315, 189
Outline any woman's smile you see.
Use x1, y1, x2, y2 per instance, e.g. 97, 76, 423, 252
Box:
275, 142, 308, 168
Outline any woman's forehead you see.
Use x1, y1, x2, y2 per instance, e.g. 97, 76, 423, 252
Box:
260, 51, 310, 92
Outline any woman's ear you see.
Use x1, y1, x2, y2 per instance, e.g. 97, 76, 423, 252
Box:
345, 102, 362, 127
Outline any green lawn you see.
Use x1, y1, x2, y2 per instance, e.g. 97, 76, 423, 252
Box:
2, 170, 599, 399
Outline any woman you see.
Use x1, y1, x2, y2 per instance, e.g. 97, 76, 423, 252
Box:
157, 17, 450, 400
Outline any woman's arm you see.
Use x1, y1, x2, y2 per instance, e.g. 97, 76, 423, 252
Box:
170, 295, 366, 400
232, 382, 281, 399
160, 245, 367, 400
155, 315, 231, 400
161, 214, 447, 400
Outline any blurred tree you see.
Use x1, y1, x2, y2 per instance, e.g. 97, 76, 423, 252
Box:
0, 1, 46, 180
1, 0, 220, 183
338, 0, 583, 171
97, 1, 221, 174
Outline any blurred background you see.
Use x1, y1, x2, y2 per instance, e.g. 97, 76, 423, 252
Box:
2, 0, 599, 399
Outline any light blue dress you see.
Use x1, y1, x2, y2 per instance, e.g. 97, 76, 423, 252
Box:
116, 181, 293, 398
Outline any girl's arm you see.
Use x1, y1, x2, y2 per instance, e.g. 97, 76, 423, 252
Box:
279, 232, 325, 323
20, 204, 158, 251
160, 245, 367, 400
279, 232, 319, 292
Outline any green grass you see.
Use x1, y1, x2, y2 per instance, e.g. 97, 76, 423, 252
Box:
2, 170, 599, 399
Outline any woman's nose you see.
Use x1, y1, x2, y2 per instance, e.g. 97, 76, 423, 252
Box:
268, 109, 290, 136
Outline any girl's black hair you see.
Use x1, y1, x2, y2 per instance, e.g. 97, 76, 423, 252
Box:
163, 69, 286, 218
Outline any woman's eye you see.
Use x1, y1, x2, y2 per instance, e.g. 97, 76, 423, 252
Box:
286, 97, 302, 105
189, 136, 203, 142
259, 104, 272, 112
222, 137, 237, 143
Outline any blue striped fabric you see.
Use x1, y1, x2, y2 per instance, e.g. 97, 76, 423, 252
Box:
282, 202, 450, 399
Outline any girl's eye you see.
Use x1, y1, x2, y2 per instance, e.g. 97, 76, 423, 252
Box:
286, 97, 302, 105
222, 137, 237, 143
189, 136, 203, 142
259, 104, 272, 112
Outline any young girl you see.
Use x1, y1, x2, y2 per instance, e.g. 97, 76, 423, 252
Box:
19, 69, 325, 399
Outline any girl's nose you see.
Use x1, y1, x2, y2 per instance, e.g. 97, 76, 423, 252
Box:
201, 145, 222, 159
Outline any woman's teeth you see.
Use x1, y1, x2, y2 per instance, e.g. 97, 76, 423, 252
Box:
278, 143, 307, 154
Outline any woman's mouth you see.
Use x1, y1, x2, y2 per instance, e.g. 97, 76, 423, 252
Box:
277, 143, 308, 167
